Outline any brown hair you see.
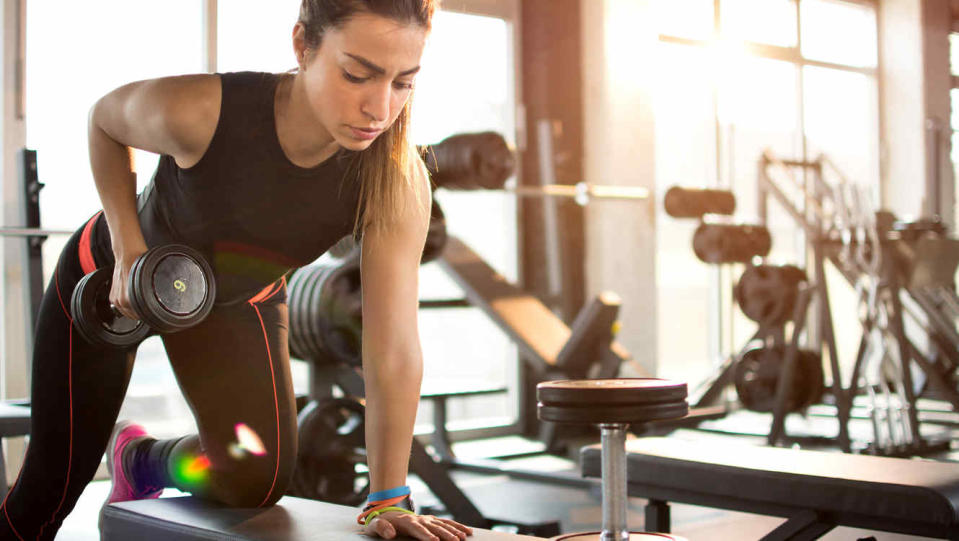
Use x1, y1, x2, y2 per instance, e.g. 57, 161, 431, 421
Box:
298, 0, 437, 237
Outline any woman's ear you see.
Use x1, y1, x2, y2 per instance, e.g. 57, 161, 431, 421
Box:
292, 22, 309, 70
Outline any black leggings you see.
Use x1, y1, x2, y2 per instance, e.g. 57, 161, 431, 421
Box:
0, 216, 297, 540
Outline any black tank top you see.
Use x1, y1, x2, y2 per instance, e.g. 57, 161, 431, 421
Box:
93, 71, 362, 304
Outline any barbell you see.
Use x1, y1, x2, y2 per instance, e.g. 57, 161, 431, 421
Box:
424, 131, 649, 206
0, 226, 73, 238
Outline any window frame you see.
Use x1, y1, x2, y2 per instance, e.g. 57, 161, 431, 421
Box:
655, 0, 880, 364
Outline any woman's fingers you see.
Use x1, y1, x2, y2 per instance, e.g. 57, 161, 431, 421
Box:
422, 518, 465, 540
365, 517, 396, 539
437, 517, 472, 537
365, 513, 472, 541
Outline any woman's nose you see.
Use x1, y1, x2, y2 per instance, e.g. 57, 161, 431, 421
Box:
361, 83, 391, 123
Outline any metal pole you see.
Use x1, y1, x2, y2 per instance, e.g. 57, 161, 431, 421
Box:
600, 424, 629, 541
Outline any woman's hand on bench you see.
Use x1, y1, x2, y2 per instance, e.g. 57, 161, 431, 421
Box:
364, 510, 474, 540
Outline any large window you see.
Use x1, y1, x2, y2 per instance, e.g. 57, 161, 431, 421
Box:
653, 0, 880, 387
412, 9, 519, 433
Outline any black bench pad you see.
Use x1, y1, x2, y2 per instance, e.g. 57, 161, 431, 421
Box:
581, 437, 959, 538
100, 496, 546, 540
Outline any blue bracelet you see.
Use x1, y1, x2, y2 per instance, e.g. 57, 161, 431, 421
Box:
367, 485, 411, 503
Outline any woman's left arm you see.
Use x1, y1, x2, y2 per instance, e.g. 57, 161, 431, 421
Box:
359, 155, 471, 540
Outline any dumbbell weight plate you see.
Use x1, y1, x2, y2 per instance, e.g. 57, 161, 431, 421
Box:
129, 244, 215, 334
538, 401, 690, 425
287, 268, 311, 360
70, 267, 150, 347
538, 378, 688, 406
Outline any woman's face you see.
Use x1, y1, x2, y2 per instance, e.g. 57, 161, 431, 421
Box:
296, 12, 427, 151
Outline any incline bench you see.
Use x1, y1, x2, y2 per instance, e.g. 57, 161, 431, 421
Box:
581, 437, 959, 540
100, 496, 547, 540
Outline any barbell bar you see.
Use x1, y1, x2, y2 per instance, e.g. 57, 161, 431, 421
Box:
0, 227, 73, 238
504, 182, 650, 206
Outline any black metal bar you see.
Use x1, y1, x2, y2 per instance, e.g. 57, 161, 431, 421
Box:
408, 439, 487, 527
886, 270, 924, 447
430, 395, 454, 461
645, 499, 670, 533
907, 340, 959, 410
418, 298, 471, 309
908, 287, 959, 355
621, 483, 952, 539
760, 510, 835, 541
846, 330, 870, 406
814, 242, 852, 452
18, 149, 45, 337
758, 156, 819, 238
769, 286, 814, 445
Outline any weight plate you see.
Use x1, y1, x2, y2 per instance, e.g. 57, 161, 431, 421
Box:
287, 268, 310, 360
538, 401, 689, 425
733, 345, 824, 413
71, 267, 149, 347
734, 265, 806, 326
537, 378, 688, 407
290, 398, 369, 506
130, 244, 215, 333
151, 255, 208, 315
422, 199, 448, 264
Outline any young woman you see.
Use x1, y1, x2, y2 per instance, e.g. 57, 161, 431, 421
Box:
0, 2, 472, 540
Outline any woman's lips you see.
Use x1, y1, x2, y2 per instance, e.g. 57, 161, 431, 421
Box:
348, 126, 382, 140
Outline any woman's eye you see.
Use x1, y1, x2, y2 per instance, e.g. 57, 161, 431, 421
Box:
393, 81, 414, 90
342, 71, 368, 83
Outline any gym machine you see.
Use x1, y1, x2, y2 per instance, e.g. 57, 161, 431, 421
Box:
756, 150, 959, 455
665, 149, 959, 456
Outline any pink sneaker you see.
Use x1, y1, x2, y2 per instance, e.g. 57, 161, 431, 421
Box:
106, 421, 163, 503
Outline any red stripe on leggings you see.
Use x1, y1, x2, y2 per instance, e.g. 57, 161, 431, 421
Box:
250, 302, 282, 508
38, 270, 76, 538
1, 476, 24, 541
247, 278, 284, 305
78, 212, 102, 276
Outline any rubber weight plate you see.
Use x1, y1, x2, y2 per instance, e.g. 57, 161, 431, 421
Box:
287, 267, 311, 360
421, 199, 448, 264
289, 398, 369, 506
538, 401, 689, 425
70, 267, 149, 347
129, 244, 215, 333
733, 345, 825, 413
734, 264, 806, 326
537, 378, 688, 407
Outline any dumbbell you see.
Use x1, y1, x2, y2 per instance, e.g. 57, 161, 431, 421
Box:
70, 244, 215, 347
537, 379, 689, 541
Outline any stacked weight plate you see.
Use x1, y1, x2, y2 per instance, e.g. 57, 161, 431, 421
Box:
288, 260, 363, 367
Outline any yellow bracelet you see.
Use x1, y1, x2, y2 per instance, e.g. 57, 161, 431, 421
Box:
361, 506, 416, 525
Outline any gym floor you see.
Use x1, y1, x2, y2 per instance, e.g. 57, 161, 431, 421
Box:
59, 420, 951, 540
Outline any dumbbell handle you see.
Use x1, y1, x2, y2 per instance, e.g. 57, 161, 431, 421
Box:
108, 303, 141, 323
600, 423, 629, 541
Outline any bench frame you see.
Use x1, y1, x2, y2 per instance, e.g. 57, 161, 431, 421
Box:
641, 485, 958, 540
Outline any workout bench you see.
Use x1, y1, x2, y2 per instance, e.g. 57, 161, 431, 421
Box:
100, 496, 547, 540
581, 437, 959, 540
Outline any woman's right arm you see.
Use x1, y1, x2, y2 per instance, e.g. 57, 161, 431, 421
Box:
87, 74, 220, 318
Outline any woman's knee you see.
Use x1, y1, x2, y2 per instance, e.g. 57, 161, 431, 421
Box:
215, 453, 294, 507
